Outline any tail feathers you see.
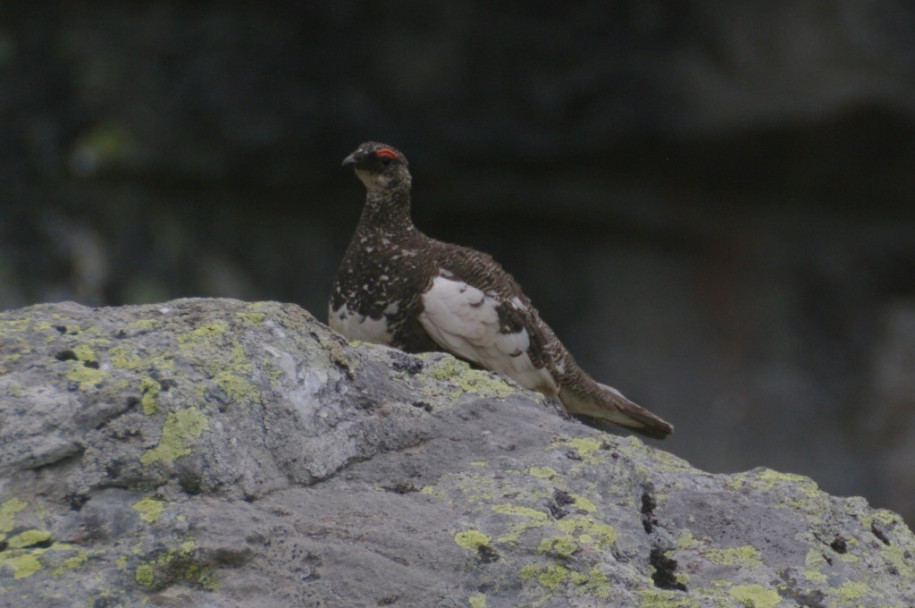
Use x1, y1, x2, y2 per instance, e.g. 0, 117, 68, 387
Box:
559, 381, 674, 440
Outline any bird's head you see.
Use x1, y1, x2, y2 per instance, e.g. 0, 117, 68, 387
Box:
342, 142, 411, 193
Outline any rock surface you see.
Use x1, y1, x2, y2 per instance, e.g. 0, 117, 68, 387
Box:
1, 298, 913, 607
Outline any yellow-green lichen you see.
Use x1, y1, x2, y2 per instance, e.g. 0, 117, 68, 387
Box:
470, 461, 487, 467
468, 592, 487, 608
521, 563, 570, 590
72, 344, 97, 362
432, 470, 511, 505
556, 515, 617, 549
0, 498, 27, 533
872, 508, 904, 527
754, 468, 814, 488
0, 537, 71, 581
881, 543, 914, 578
133, 497, 165, 523
420, 485, 445, 499
110, 334, 176, 374
425, 356, 516, 399
116, 554, 128, 569
262, 358, 285, 384
577, 566, 611, 599
492, 504, 549, 520
0, 318, 33, 334
51, 550, 88, 577
522, 563, 611, 601
131, 318, 161, 331
199, 567, 219, 591
184, 561, 219, 591
569, 493, 597, 513
726, 469, 824, 513
177, 321, 228, 347
182, 326, 253, 382
4, 380, 24, 396
569, 570, 588, 585
227, 341, 253, 370
640, 448, 694, 472
110, 345, 143, 370
135, 563, 155, 587
134, 539, 217, 591
493, 504, 551, 545
139, 377, 161, 415
528, 466, 557, 479
65, 362, 106, 390
139, 408, 210, 465
638, 589, 698, 607
728, 584, 781, 607
803, 548, 828, 583
537, 536, 579, 559
676, 530, 701, 549
836, 581, 868, 600
836, 551, 859, 564
213, 370, 261, 405
0, 552, 42, 579
235, 311, 266, 325
704, 545, 764, 568
454, 530, 492, 553
7, 529, 51, 549
180, 326, 257, 400
551, 436, 610, 466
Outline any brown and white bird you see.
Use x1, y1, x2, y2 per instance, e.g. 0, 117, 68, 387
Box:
330, 142, 673, 439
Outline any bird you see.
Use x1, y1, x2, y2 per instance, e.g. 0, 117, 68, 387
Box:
329, 141, 673, 439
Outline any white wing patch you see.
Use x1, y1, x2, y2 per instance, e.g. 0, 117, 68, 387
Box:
419, 275, 558, 396
329, 302, 394, 345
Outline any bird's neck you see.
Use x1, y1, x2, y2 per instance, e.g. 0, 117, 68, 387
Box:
355, 187, 417, 239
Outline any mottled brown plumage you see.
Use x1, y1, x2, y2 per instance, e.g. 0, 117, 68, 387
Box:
330, 142, 673, 438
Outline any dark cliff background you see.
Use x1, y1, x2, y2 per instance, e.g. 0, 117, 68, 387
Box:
2, 3, 914, 522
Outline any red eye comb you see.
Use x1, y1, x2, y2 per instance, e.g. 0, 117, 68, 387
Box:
376, 148, 398, 160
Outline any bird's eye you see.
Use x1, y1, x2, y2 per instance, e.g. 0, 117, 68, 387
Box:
376, 148, 398, 167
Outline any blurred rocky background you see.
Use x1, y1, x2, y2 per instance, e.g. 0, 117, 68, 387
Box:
1, 3, 914, 522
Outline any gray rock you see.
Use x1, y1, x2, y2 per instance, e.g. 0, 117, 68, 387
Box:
0, 298, 912, 607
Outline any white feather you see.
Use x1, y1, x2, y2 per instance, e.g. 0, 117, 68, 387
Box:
419, 276, 558, 395
329, 302, 393, 344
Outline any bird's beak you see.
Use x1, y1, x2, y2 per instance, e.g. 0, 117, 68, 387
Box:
342, 151, 360, 167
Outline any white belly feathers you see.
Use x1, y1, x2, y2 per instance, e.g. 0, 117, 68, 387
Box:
418, 275, 558, 396
329, 302, 395, 345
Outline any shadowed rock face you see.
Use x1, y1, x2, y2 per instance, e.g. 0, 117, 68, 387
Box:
0, 299, 913, 606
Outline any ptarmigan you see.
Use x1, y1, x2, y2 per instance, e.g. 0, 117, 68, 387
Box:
330, 141, 673, 439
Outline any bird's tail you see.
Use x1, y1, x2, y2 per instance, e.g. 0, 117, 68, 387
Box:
559, 380, 673, 439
